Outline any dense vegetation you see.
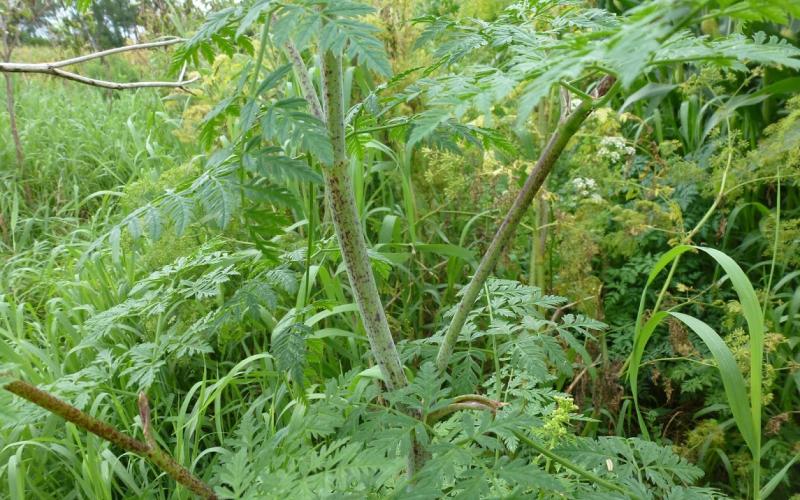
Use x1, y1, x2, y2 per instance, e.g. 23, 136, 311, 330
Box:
1, 0, 799, 498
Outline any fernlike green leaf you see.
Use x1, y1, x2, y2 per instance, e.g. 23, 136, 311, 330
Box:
723, 0, 800, 23
197, 174, 240, 228
244, 149, 323, 184
162, 190, 195, 237
236, 0, 273, 39
145, 205, 162, 241
319, 2, 392, 77
406, 110, 450, 150
261, 99, 334, 166
323, 1, 375, 17
272, 323, 310, 386
74, 0, 91, 12
256, 64, 293, 95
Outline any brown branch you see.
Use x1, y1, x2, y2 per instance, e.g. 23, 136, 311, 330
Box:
137, 393, 218, 499
426, 394, 508, 425
4, 379, 216, 499
0, 38, 198, 91
550, 295, 597, 323
19, 38, 184, 68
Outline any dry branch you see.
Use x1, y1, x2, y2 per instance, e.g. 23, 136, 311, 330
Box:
0, 38, 198, 90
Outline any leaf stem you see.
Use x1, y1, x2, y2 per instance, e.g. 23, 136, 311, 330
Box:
514, 431, 641, 499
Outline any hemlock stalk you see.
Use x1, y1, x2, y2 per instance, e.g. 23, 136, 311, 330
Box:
435, 77, 617, 372
322, 51, 408, 390
320, 51, 427, 477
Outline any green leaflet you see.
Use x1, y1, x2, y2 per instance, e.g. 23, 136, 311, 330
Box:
260, 99, 334, 167
669, 312, 756, 454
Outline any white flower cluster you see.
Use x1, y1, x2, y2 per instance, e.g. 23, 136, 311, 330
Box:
598, 136, 636, 163
571, 177, 603, 202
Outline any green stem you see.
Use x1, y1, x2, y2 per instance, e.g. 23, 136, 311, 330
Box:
435, 78, 615, 372
763, 166, 780, 315
514, 431, 641, 499
347, 118, 410, 138
289, 44, 424, 476
485, 283, 503, 400
238, 20, 271, 207
4, 380, 216, 499
322, 52, 429, 479
303, 182, 316, 310
531, 193, 548, 294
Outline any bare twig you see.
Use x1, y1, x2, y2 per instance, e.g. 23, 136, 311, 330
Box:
137, 393, 218, 499
1, 11, 24, 166
550, 295, 597, 323
5, 38, 184, 69
0, 66, 198, 89
565, 365, 591, 394
0, 38, 198, 90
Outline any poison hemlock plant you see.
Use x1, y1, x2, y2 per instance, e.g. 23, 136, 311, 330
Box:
2, 0, 800, 498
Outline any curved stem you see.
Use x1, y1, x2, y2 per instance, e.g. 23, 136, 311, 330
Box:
425, 394, 507, 424
514, 431, 641, 499
322, 50, 429, 479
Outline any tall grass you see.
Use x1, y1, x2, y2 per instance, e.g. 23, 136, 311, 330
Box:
0, 46, 187, 255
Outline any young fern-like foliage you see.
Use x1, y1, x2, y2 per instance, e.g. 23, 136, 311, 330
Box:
427, 279, 604, 387
203, 361, 714, 499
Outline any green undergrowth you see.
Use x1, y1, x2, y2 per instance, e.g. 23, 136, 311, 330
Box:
1, 1, 800, 499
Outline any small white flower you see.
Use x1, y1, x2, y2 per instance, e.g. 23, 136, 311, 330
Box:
570, 177, 600, 200
598, 136, 634, 164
